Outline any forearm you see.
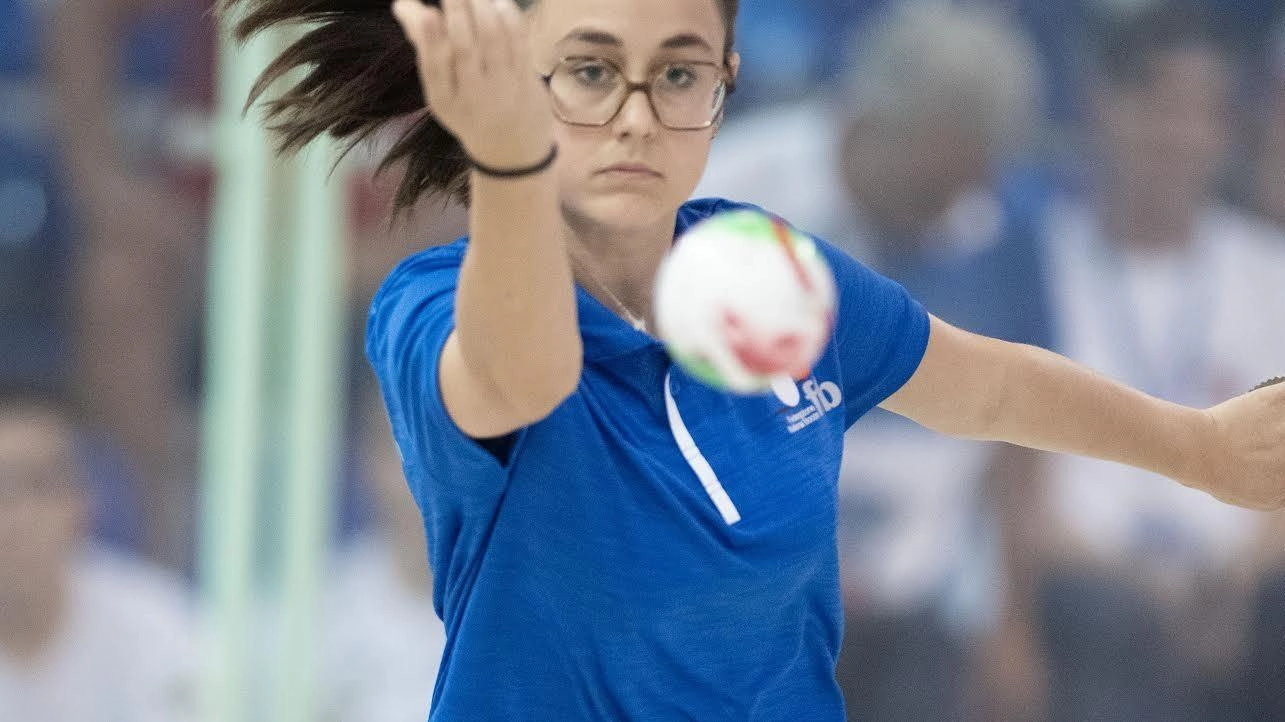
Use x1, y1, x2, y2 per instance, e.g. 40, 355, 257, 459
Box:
981, 339, 1209, 487
884, 318, 1211, 487
888, 316, 1285, 509
454, 171, 582, 413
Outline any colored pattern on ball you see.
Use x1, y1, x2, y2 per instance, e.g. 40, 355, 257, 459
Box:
654, 208, 838, 394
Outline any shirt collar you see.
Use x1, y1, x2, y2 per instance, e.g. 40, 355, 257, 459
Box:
578, 198, 738, 362
576, 283, 659, 361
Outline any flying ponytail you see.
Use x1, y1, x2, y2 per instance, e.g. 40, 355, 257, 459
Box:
220, 0, 479, 207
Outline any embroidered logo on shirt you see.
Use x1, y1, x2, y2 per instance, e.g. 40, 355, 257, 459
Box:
772, 376, 842, 433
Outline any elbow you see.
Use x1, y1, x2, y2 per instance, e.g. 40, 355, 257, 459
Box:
521, 356, 584, 421
489, 341, 584, 423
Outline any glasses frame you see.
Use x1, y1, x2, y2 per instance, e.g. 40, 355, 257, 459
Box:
540, 55, 732, 131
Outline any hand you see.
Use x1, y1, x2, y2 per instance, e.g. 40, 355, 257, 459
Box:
391, 0, 554, 169
1196, 382, 1285, 510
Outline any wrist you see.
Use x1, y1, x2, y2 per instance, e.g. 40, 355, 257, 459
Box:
463, 135, 557, 172
467, 144, 558, 179
1179, 407, 1221, 493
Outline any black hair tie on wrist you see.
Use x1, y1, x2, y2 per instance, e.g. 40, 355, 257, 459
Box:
469, 144, 558, 179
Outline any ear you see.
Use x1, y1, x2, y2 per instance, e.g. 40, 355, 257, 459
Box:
711, 52, 741, 137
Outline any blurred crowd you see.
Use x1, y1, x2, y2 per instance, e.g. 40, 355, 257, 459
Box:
2, 0, 1284, 720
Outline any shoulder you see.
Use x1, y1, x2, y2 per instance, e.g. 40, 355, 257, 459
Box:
370, 238, 470, 309
366, 238, 469, 362
677, 197, 769, 226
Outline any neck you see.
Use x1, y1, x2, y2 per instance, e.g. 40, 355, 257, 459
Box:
565, 214, 676, 331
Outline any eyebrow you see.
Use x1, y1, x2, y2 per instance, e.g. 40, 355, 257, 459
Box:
559, 28, 715, 53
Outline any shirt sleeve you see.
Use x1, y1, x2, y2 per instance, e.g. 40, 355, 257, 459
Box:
816, 239, 931, 428
364, 246, 523, 531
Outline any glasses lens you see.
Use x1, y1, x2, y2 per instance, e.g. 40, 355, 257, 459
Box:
651, 63, 726, 129
548, 58, 630, 126
547, 58, 726, 129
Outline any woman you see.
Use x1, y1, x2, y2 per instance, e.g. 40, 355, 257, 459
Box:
224, 0, 1285, 718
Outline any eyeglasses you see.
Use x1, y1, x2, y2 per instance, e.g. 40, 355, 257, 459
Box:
542, 56, 730, 131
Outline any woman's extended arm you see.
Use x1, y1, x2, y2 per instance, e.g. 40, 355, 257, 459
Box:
880, 315, 1285, 509
395, 0, 582, 439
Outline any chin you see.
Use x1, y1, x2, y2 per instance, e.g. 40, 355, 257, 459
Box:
565, 190, 684, 234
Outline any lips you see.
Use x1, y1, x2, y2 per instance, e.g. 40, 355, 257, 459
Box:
599, 162, 662, 177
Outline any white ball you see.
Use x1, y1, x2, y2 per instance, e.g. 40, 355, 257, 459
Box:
654, 209, 837, 393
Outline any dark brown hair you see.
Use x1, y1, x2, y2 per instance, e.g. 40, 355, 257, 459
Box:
221, 0, 740, 209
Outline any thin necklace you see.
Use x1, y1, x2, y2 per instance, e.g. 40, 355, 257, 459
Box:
568, 250, 649, 333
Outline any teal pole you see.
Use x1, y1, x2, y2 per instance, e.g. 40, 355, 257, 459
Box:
272, 139, 346, 722
201, 17, 276, 722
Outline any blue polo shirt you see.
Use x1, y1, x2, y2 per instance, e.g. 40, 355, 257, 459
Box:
366, 198, 929, 721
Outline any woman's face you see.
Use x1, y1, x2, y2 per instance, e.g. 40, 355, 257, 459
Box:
527, 0, 735, 234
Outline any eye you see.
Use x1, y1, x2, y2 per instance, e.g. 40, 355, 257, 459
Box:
570, 60, 619, 88
659, 64, 699, 90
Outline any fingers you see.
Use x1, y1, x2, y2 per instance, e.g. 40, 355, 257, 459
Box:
402, 0, 516, 91
495, 0, 527, 70
391, 0, 548, 160
442, 0, 478, 76
392, 0, 455, 102
471, 0, 507, 70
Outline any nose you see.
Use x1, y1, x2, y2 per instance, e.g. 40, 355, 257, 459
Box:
612, 86, 660, 139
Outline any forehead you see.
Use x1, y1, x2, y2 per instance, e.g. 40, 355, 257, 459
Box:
530, 0, 726, 57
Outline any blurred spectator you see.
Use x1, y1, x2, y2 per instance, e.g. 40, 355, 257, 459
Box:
38, 0, 212, 570
697, 4, 1053, 719
1016, 5, 1285, 720
728, 0, 892, 109
1241, 31, 1285, 712
1246, 18, 1285, 230
1244, 547, 1285, 720
0, 136, 75, 391
1, 2, 76, 402
318, 385, 445, 722
728, 0, 1094, 131
0, 385, 200, 721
